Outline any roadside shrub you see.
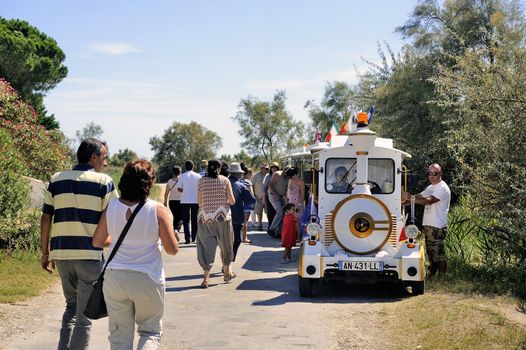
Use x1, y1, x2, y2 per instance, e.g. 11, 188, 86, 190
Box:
0, 129, 39, 249
0, 78, 70, 181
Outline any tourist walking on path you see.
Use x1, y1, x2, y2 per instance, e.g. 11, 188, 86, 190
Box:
403, 163, 451, 277
228, 163, 256, 261
164, 166, 183, 236
251, 163, 268, 230
240, 167, 255, 243
285, 166, 305, 241
267, 165, 290, 238
199, 159, 208, 177
196, 160, 236, 288
93, 160, 179, 349
177, 160, 201, 244
263, 162, 279, 236
40, 138, 119, 350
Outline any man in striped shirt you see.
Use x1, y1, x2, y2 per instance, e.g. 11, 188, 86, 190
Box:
40, 138, 118, 350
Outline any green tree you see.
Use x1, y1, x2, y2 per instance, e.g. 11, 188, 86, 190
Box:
109, 148, 139, 167
0, 18, 68, 129
306, 81, 358, 135
433, 42, 526, 264
397, 0, 526, 62
76, 122, 104, 144
233, 90, 305, 163
150, 121, 222, 182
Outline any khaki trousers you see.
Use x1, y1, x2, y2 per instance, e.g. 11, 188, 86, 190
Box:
196, 220, 234, 271
103, 269, 164, 350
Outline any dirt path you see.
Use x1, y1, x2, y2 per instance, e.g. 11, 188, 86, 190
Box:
2, 230, 392, 350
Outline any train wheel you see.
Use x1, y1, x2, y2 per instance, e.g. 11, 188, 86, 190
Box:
411, 281, 425, 295
298, 276, 314, 297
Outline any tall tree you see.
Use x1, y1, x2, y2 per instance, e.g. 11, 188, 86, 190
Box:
0, 17, 68, 129
396, 0, 526, 62
109, 148, 139, 167
306, 81, 358, 135
150, 121, 222, 182
76, 122, 104, 143
433, 40, 526, 264
233, 90, 305, 163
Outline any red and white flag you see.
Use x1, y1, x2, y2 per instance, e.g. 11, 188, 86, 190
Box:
324, 122, 339, 142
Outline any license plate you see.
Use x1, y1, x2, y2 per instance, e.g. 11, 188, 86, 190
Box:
338, 261, 383, 271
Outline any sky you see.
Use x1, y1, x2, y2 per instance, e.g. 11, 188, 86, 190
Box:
2, 0, 420, 159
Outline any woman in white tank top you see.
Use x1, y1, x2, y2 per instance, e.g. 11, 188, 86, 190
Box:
93, 160, 179, 349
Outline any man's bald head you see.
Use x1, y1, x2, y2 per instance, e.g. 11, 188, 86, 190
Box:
427, 163, 442, 184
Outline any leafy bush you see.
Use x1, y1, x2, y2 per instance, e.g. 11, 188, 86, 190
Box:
0, 78, 70, 181
0, 129, 39, 249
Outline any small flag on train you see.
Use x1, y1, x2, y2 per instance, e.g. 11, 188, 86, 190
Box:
314, 129, 321, 143
324, 122, 339, 142
367, 106, 375, 124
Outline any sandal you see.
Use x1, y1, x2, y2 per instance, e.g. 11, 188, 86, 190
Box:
200, 280, 209, 289
242, 239, 252, 244
223, 271, 237, 282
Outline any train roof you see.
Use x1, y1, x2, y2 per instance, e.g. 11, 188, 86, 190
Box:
284, 134, 411, 159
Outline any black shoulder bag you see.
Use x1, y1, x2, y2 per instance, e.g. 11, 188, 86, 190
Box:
84, 200, 146, 319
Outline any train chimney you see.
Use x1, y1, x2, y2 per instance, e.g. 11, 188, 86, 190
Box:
350, 111, 377, 195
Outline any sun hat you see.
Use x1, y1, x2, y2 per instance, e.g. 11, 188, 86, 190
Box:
229, 162, 244, 174
201, 159, 208, 166
269, 162, 279, 169
259, 163, 269, 169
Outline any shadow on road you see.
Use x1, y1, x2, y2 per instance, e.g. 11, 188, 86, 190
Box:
238, 274, 410, 306
238, 238, 410, 305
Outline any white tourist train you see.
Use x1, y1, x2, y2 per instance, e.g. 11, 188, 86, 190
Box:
284, 112, 425, 297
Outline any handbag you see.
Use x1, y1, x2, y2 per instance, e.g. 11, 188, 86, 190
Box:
84, 200, 146, 319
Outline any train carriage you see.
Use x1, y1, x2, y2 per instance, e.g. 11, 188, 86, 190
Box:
286, 113, 425, 297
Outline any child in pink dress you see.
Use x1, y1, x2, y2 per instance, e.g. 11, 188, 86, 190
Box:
281, 203, 298, 263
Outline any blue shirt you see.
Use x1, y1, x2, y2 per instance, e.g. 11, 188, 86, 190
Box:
228, 176, 256, 225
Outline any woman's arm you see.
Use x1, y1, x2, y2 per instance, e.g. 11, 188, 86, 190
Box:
163, 181, 171, 206
226, 180, 236, 206
157, 203, 179, 255
93, 209, 111, 247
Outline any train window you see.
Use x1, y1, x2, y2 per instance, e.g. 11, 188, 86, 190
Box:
325, 158, 395, 194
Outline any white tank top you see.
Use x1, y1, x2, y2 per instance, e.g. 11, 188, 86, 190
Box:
105, 198, 164, 284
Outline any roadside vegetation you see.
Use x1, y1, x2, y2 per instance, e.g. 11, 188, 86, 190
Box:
382, 293, 526, 350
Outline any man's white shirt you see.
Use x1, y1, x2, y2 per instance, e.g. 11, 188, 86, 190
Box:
420, 180, 451, 228
177, 171, 201, 204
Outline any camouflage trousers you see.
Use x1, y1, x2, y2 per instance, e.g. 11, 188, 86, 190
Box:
423, 226, 447, 263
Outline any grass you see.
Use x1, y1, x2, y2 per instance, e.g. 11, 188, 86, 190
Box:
383, 292, 526, 350
0, 249, 58, 303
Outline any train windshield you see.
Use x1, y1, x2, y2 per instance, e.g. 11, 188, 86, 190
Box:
325, 158, 395, 194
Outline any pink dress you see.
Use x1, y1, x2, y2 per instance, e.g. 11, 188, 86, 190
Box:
281, 213, 297, 248
286, 179, 304, 217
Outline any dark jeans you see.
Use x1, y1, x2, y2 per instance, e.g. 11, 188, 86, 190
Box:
181, 203, 199, 242
168, 200, 183, 231
232, 223, 243, 261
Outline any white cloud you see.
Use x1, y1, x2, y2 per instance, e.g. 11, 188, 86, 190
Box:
245, 65, 370, 92
89, 42, 142, 56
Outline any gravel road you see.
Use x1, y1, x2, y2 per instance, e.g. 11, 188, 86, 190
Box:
1, 230, 396, 350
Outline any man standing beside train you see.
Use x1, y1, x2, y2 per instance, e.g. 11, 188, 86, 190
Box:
403, 163, 451, 277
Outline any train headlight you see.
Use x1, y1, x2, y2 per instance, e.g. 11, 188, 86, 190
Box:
405, 224, 420, 239
306, 222, 322, 237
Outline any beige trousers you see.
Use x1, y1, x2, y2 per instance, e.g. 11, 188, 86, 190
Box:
103, 269, 164, 350
196, 220, 234, 271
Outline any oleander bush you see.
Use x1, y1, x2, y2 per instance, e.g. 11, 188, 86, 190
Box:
0, 78, 70, 181
0, 129, 39, 249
